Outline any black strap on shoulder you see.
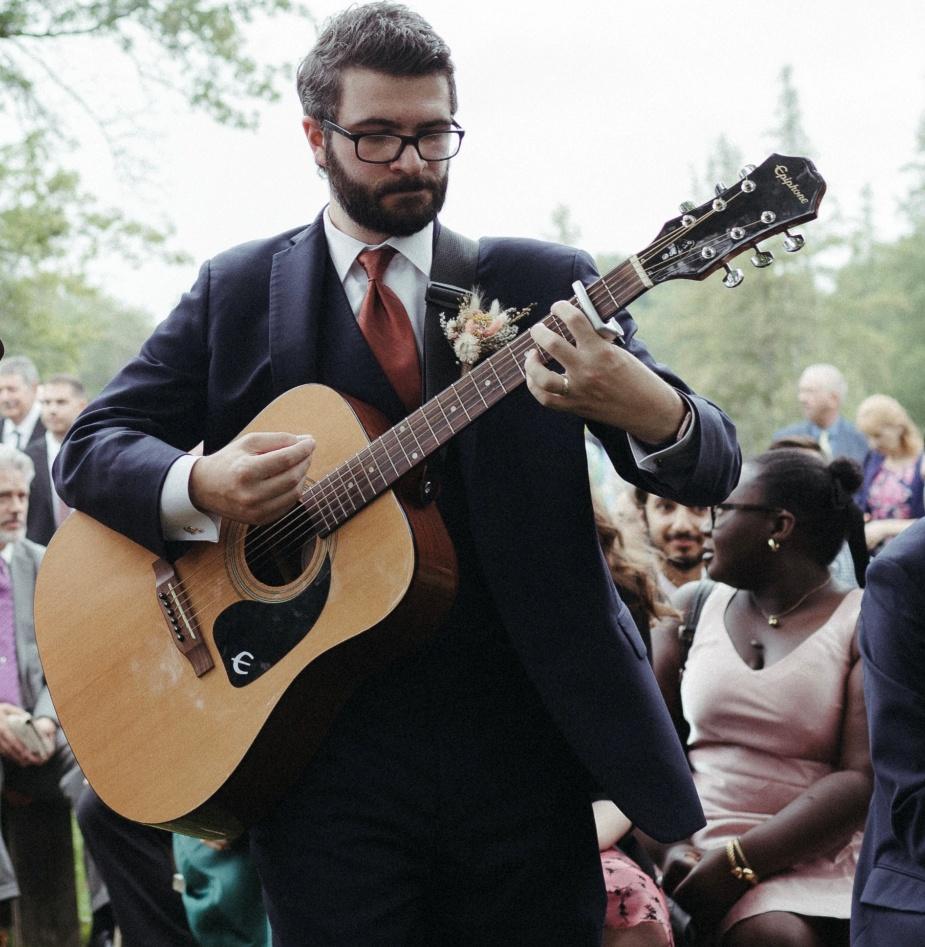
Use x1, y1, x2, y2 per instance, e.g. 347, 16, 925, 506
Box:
677, 578, 716, 679
416, 226, 479, 504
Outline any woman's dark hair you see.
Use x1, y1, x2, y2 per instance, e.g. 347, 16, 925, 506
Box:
751, 449, 869, 586
595, 514, 676, 628
296, 3, 457, 122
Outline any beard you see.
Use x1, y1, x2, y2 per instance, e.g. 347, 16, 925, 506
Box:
665, 551, 704, 571
325, 145, 448, 236
0, 525, 24, 546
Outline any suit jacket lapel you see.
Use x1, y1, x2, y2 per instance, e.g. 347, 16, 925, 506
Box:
268, 215, 329, 396
268, 212, 413, 421
10, 543, 37, 709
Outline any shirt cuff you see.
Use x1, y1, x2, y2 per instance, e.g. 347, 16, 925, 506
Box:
161, 454, 221, 542
629, 393, 698, 473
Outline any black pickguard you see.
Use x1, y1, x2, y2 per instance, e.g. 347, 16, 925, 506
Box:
214, 556, 332, 687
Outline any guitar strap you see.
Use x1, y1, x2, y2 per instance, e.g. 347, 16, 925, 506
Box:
417, 226, 479, 503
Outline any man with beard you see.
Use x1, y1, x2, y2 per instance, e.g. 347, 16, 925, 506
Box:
634, 489, 708, 596
55, 4, 740, 942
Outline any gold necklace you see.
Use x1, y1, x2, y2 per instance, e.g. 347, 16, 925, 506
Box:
748, 576, 832, 627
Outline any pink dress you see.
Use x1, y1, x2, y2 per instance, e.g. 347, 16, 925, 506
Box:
680, 583, 864, 933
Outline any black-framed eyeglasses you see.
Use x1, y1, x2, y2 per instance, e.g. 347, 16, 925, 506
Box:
709, 503, 783, 529
322, 120, 465, 164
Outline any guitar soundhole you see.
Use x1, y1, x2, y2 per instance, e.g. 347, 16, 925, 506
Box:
243, 522, 317, 587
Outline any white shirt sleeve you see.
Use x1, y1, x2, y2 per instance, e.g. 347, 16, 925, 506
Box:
628, 392, 698, 473
160, 454, 221, 542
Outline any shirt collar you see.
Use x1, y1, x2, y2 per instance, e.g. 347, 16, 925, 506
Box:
0, 544, 12, 565
322, 206, 433, 281
10, 401, 41, 438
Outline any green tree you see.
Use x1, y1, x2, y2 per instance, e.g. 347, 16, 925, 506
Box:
0, 0, 307, 133
0, 0, 308, 377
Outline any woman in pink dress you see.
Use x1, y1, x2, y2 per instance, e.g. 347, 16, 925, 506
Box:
652, 449, 871, 946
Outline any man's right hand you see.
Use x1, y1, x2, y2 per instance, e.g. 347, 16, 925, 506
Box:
189, 432, 316, 525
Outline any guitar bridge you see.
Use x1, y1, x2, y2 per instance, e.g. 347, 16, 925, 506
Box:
153, 559, 214, 677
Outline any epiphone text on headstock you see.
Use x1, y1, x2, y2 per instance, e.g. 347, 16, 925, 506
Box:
774, 164, 809, 205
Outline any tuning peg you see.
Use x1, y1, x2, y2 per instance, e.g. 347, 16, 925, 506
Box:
714, 182, 728, 196
722, 264, 744, 288
782, 230, 805, 252
750, 246, 774, 268
679, 201, 696, 214
738, 164, 756, 180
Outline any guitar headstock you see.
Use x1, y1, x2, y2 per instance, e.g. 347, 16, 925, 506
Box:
638, 154, 825, 288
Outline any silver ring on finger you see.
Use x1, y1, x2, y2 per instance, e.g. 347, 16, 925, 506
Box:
561, 374, 570, 397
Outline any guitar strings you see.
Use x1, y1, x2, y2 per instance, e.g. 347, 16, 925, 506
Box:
165, 213, 751, 624
237, 196, 756, 567
164, 216, 755, 625
236, 194, 760, 569
164, 201, 766, 621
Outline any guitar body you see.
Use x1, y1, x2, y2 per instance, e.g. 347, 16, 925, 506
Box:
35, 385, 457, 838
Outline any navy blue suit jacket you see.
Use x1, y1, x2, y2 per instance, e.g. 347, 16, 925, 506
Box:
56, 215, 740, 842
24, 438, 56, 546
852, 518, 925, 942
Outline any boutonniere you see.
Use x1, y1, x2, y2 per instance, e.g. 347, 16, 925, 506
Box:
440, 290, 534, 372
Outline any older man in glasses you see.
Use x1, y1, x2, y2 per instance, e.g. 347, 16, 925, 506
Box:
56, 3, 740, 942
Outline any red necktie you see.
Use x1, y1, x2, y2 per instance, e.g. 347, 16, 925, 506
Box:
356, 247, 422, 412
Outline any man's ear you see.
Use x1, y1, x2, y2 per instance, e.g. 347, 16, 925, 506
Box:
302, 116, 327, 170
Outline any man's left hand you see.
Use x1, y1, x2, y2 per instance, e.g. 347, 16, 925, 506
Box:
525, 301, 687, 443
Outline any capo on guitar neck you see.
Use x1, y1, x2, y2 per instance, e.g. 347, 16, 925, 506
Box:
571, 280, 624, 343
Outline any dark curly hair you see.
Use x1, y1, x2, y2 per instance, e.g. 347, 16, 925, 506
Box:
296, 2, 457, 122
750, 449, 868, 586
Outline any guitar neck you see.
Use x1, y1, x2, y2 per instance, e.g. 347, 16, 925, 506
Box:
301, 257, 652, 535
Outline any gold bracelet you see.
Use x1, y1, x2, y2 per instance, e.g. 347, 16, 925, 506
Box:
725, 838, 760, 886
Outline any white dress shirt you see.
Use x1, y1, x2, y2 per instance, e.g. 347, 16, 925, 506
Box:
2, 402, 42, 450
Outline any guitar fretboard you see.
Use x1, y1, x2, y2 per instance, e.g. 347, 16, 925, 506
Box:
301, 258, 649, 536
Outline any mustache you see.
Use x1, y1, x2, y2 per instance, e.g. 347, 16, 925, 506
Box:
375, 176, 438, 197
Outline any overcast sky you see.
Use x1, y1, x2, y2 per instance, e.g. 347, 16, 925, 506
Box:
74, 0, 925, 320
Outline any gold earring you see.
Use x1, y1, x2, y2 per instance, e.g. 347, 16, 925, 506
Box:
768, 538, 780, 552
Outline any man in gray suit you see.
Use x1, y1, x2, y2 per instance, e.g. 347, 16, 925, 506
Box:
0, 445, 109, 937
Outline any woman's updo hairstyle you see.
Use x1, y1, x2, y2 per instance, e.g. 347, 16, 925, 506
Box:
750, 449, 868, 586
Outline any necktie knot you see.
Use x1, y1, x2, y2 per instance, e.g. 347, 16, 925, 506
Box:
357, 246, 397, 282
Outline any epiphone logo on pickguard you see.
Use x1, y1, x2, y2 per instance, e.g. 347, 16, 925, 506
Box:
774, 164, 810, 205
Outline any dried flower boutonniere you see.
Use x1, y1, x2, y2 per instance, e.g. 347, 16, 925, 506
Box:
440, 290, 534, 372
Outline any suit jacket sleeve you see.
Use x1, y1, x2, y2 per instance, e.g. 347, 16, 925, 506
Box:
861, 541, 925, 866
573, 249, 740, 504
55, 260, 214, 554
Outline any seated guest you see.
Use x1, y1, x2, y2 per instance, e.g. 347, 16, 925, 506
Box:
851, 518, 925, 944
595, 515, 676, 945
855, 393, 925, 552
0, 445, 108, 939
653, 450, 871, 945
633, 488, 708, 598
769, 435, 857, 588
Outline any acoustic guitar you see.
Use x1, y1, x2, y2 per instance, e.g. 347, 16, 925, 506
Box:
34, 154, 825, 838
